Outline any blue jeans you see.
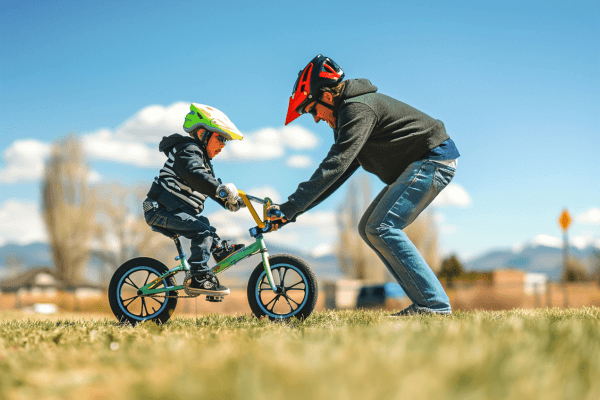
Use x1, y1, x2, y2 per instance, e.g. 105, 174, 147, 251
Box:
358, 159, 455, 314
144, 202, 219, 270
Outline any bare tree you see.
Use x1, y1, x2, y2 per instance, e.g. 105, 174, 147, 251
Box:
336, 174, 390, 282
93, 183, 173, 285
336, 173, 441, 282
42, 135, 95, 285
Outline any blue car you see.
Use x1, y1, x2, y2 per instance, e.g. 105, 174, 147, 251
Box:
356, 282, 406, 309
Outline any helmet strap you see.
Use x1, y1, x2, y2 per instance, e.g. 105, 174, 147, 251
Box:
316, 98, 334, 110
197, 130, 212, 147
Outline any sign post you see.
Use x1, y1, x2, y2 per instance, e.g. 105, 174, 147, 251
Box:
558, 209, 572, 308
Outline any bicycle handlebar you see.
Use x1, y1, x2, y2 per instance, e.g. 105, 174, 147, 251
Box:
217, 189, 283, 232
238, 190, 268, 229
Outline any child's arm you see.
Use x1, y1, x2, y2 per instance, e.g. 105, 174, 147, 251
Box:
172, 143, 228, 207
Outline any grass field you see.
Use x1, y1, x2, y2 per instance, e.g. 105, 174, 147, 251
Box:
1, 308, 599, 400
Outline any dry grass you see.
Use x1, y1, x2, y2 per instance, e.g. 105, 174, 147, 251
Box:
1, 308, 599, 400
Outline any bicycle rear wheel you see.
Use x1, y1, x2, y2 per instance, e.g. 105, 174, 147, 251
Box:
247, 254, 318, 321
108, 257, 178, 325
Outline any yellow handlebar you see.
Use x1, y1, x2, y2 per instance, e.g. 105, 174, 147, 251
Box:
238, 190, 271, 229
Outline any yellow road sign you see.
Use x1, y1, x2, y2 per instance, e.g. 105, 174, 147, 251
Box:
558, 209, 572, 231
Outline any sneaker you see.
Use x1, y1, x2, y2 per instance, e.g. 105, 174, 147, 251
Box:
388, 304, 451, 317
212, 240, 245, 263
186, 270, 230, 295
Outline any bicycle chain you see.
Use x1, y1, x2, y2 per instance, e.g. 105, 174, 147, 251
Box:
138, 272, 224, 299
143, 294, 196, 299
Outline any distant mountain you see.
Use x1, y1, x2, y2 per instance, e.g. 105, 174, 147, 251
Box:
3, 240, 598, 284
0, 241, 343, 285
464, 244, 598, 281
0, 242, 52, 268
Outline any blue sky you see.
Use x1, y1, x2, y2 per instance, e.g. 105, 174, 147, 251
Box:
1, 0, 599, 261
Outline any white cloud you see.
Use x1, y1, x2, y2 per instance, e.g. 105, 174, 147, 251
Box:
0, 200, 47, 246
218, 130, 285, 161
577, 208, 600, 224
0, 103, 321, 181
432, 211, 457, 235
571, 235, 600, 250
292, 210, 337, 227
531, 234, 562, 248
0, 139, 104, 183
243, 186, 282, 203
115, 102, 190, 143
217, 125, 319, 161
0, 140, 51, 183
82, 129, 165, 167
279, 125, 320, 150
514, 234, 600, 253
312, 243, 334, 258
286, 155, 313, 169
431, 183, 472, 207
88, 170, 103, 184
512, 242, 525, 254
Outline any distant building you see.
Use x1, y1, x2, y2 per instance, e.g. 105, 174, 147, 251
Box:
524, 273, 548, 295
0, 267, 102, 297
323, 280, 407, 310
493, 268, 547, 295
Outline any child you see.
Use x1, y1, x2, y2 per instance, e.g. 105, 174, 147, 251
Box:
143, 103, 246, 296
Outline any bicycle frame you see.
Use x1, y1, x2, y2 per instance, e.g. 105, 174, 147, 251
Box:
137, 190, 278, 296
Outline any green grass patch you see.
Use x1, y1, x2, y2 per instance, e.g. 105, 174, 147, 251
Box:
1, 308, 599, 399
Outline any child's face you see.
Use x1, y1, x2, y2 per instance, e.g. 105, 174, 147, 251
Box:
206, 132, 226, 159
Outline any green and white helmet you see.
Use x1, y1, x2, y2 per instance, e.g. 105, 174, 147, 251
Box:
183, 103, 244, 141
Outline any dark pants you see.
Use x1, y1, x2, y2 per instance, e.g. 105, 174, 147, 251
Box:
144, 201, 220, 271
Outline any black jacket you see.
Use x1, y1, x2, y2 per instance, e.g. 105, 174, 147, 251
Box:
147, 134, 227, 213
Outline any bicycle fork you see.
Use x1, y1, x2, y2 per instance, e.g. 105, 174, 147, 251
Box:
257, 235, 277, 292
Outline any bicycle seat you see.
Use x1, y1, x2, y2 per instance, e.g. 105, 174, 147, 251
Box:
151, 226, 178, 239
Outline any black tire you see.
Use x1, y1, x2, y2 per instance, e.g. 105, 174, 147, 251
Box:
247, 254, 318, 321
108, 257, 178, 326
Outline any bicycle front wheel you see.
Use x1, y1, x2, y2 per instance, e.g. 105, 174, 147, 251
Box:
108, 257, 178, 326
247, 254, 318, 321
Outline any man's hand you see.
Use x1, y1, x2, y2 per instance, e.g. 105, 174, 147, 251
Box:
266, 204, 287, 231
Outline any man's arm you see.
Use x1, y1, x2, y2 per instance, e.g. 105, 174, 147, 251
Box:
279, 103, 377, 220
283, 159, 361, 222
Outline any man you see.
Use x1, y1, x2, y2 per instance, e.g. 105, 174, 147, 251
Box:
270, 55, 459, 315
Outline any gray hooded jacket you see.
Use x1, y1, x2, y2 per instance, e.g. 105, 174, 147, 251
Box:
279, 79, 450, 220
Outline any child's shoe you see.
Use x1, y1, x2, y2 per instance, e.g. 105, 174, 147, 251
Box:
186, 270, 230, 295
213, 240, 245, 263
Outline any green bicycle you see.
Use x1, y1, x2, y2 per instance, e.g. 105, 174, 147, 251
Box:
108, 191, 318, 325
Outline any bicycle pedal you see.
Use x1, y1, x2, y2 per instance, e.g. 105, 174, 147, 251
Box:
206, 295, 225, 303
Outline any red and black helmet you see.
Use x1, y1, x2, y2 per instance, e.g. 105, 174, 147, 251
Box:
285, 54, 344, 125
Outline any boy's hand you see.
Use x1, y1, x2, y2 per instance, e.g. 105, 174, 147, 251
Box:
226, 198, 245, 212
216, 183, 239, 203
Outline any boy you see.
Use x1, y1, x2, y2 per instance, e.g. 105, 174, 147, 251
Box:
143, 103, 245, 296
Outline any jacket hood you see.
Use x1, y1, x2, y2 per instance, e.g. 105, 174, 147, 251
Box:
341, 79, 378, 99
158, 134, 199, 155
